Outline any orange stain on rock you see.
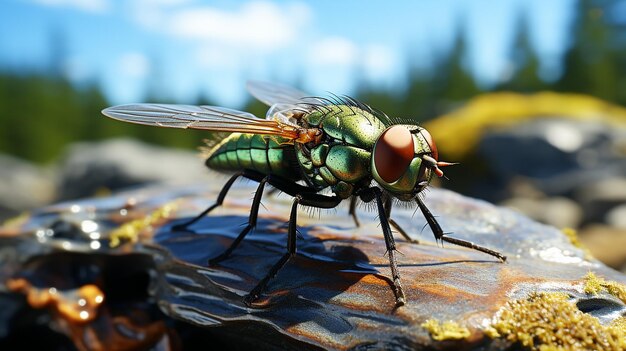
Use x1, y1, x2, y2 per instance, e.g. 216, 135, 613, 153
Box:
7, 278, 104, 323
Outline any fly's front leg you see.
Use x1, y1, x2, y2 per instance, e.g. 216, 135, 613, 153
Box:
358, 187, 406, 306
173, 172, 245, 231
415, 196, 506, 262
384, 197, 419, 244
244, 191, 342, 305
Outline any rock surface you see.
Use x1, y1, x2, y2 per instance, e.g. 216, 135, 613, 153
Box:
1, 181, 625, 350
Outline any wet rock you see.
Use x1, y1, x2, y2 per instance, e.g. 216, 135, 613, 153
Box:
1, 182, 625, 350
0, 154, 54, 221
55, 138, 208, 201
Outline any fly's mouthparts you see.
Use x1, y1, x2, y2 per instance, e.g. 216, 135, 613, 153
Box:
421, 155, 458, 178
421, 155, 437, 166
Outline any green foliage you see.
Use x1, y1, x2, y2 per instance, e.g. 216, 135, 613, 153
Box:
556, 0, 623, 103
1, 1, 624, 163
0, 73, 207, 163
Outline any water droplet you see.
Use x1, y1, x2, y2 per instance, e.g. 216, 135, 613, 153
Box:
81, 220, 98, 233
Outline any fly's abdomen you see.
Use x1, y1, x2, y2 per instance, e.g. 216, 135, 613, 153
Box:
205, 133, 299, 180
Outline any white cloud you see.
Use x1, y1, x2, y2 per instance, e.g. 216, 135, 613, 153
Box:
363, 45, 394, 73
308, 38, 395, 74
33, 0, 109, 14
132, 1, 311, 52
308, 37, 358, 66
118, 52, 149, 78
195, 45, 240, 69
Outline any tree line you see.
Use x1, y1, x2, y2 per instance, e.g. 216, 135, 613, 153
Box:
0, 0, 622, 163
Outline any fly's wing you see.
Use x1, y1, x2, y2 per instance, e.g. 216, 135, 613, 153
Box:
247, 81, 317, 107
247, 81, 321, 122
102, 104, 300, 140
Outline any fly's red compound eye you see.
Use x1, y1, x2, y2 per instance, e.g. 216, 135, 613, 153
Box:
420, 129, 438, 160
373, 126, 414, 183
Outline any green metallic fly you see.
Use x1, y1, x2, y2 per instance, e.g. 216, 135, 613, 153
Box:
102, 81, 506, 306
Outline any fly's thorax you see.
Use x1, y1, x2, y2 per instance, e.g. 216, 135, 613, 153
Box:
305, 105, 388, 149
371, 125, 437, 200
295, 142, 371, 199
294, 105, 389, 198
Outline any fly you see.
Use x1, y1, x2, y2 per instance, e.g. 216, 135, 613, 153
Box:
102, 81, 506, 306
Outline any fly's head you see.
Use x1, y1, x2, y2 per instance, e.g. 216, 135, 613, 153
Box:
371, 125, 456, 201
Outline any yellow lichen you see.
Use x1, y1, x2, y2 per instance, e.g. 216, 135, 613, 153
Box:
561, 228, 593, 260
487, 292, 624, 350
421, 319, 470, 341
584, 272, 626, 303
424, 92, 626, 160
2, 212, 29, 229
562, 228, 582, 248
109, 202, 178, 248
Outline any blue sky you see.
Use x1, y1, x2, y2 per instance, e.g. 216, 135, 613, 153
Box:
0, 0, 574, 106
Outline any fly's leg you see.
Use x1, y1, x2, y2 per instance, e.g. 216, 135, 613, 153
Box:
208, 171, 317, 266
359, 187, 406, 307
384, 197, 419, 244
208, 175, 268, 265
172, 172, 244, 231
415, 196, 506, 262
349, 196, 360, 227
244, 190, 342, 305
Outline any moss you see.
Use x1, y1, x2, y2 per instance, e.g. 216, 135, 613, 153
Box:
583, 272, 626, 303
608, 317, 626, 350
109, 202, 178, 248
584, 272, 605, 295
561, 228, 593, 260
421, 319, 470, 341
487, 292, 624, 350
424, 92, 626, 160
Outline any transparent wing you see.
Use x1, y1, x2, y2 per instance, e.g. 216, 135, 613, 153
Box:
102, 104, 299, 140
247, 81, 319, 107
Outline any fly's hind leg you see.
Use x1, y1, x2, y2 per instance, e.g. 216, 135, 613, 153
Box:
415, 196, 506, 262
243, 182, 342, 305
205, 171, 319, 268
208, 171, 269, 266
172, 171, 245, 231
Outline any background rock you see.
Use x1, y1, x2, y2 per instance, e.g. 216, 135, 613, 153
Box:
0, 154, 54, 221
55, 138, 208, 201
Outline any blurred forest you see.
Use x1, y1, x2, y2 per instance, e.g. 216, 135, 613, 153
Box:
0, 0, 624, 164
